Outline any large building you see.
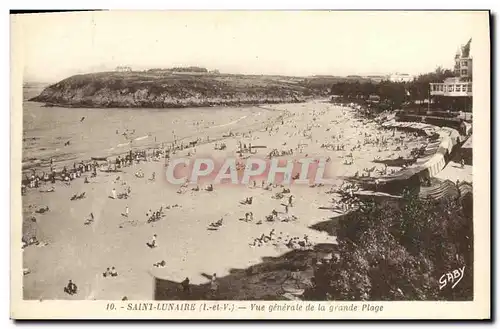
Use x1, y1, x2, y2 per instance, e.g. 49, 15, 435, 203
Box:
364, 73, 413, 83
387, 73, 413, 83
429, 39, 472, 112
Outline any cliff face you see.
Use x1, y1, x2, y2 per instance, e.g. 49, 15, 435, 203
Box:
30, 72, 320, 108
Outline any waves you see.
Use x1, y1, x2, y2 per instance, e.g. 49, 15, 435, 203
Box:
115, 135, 148, 148
210, 115, 248, 129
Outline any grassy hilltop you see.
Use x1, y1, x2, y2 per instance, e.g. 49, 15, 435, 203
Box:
30, 71, 367, 108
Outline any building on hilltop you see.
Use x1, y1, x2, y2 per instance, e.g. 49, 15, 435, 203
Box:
429, 38, 472, 113
116, 66, 132, 73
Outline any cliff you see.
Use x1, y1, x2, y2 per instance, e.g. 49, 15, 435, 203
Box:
30, 72, 329, 108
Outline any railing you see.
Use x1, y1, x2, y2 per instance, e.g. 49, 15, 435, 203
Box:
430, 82, 472, 96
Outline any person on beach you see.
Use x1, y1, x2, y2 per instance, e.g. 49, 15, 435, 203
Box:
147, 234, 157, 249
103, 268, 111, 277
288, 195, 294, 207
209, 273, 219, 299
154, 260, 166, 268
124, 206, 129, 217
181, 277, 191, 295
111, 188, 117, 199
84, 212, 94, 226
64, 280, 78, 295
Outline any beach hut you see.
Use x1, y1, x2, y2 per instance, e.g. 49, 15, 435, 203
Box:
419, 179, 459, 200
423, 153, 447, 178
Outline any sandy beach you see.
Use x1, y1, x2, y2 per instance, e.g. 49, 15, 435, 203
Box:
22, 100, 433, 300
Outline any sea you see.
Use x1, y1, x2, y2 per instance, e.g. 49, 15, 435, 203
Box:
22, 84, 282, 173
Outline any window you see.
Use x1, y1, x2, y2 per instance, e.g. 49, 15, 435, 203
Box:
462, 60, 468, 67
467, 84, 472, 92
462, 84, 467, 92
440, 84, 444, 91
461, 69, 468, 76
448, 85, 454, 92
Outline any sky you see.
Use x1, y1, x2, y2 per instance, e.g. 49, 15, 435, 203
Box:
12, 11, 487, 83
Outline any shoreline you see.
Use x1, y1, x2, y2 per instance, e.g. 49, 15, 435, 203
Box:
31, 97, 306, 110
22, 103, 290, 175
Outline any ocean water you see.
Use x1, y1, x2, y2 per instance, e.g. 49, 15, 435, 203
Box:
22, 85, 281, 172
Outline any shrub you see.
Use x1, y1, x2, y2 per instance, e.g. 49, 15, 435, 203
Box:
311, 193, 473, 301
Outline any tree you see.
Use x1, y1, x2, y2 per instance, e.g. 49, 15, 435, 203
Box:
330, 67, 455, 108
311, 193, 473, 301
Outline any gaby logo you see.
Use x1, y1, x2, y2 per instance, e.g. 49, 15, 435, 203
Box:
439, 266, 465, 290
165, 157, 335, 186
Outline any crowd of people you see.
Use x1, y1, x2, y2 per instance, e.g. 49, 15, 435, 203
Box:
249, 229, 313, 250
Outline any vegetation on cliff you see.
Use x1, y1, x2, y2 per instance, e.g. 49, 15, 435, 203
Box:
307, 191, 473, 301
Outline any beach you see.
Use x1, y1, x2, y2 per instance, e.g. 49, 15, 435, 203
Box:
22, 97, 432, 300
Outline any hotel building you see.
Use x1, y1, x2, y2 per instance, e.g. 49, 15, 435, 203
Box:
429, 39, 472, 112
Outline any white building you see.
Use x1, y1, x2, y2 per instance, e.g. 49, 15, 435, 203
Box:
387, 73, 413, 83
116, 66, 132, 73
429, 38, 473, 112
430, 77, 472, 97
